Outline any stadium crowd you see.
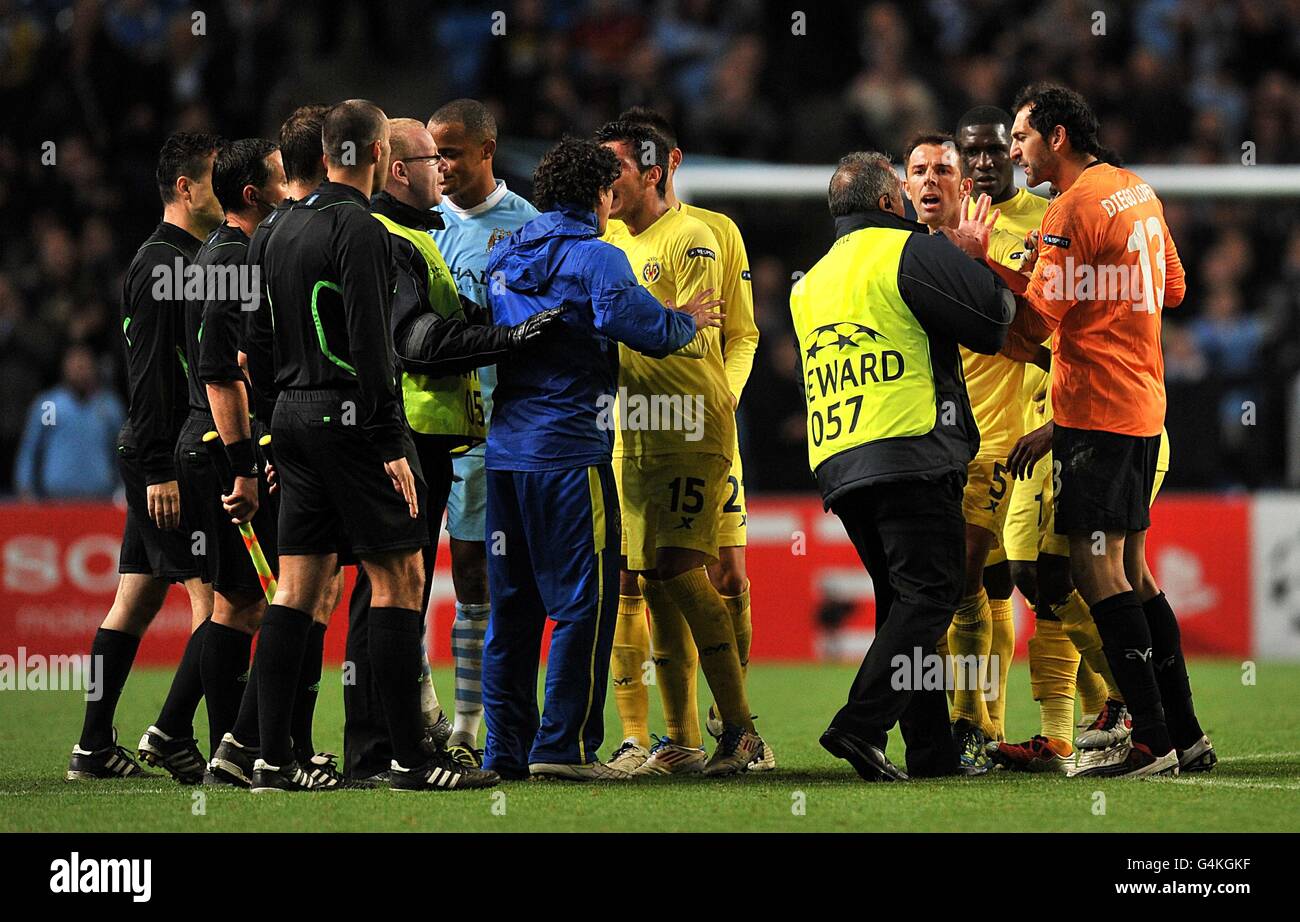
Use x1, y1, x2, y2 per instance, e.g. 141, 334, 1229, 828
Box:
2, 0, 1298, 495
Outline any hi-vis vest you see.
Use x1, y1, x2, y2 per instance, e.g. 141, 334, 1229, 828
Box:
789, 226, 936, 471
373, 212, 486, 446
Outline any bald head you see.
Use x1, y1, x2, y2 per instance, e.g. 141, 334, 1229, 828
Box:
388, 118, 434, 161
386, 117, 442, 210
828, 151, 903, 218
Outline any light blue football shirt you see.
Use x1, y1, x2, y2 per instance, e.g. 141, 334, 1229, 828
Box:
431, 179, 539, 457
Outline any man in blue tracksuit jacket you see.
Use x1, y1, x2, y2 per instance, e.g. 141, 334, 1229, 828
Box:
482, 138, 721, 780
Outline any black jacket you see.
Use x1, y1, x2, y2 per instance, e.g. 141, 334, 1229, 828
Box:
814, 209, 1015, 508
118, 221, 203, 484
369, 190, 518, 377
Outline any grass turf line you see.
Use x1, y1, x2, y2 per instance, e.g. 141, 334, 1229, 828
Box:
1, 660, 1296, 832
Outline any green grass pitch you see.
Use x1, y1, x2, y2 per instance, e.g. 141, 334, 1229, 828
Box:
2, 660, 1296, 832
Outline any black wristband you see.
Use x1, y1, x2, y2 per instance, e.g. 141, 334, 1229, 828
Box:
225, 439, 258, 478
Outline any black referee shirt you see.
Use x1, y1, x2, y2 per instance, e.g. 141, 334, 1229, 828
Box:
119, 220, 203, 484
258, 180, 405, 461
191, 222, 251, 412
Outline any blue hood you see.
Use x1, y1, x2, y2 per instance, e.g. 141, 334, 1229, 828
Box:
487, 204, 599, 295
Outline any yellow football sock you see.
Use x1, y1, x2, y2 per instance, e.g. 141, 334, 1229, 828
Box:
1028, 617, 1079, 747
948, 589, 993, 734
1076, 657, 1109, 719
986, 597, 1015, 740
645, 568, 753, 733
721, 586, 752, 678
935, 628, 953, 706
611, 594, 651, 748
1052, 590, 1124, 704
640, 579, 700, 748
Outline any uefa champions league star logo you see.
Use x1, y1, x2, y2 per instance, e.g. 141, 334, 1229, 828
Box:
802, 321, 887, 360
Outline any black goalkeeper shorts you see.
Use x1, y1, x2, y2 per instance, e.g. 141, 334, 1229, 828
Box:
1053, 423, 1160, 535
272, 389, 428, 557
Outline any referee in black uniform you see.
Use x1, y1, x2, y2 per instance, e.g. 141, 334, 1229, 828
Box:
68, 132, 224, 781
250, 99, 492, 792
216, 105, 349, 788
173, 138, 287, 784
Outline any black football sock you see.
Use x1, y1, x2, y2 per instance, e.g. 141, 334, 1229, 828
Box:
230, 656, 260, 748
79, 628, 142, 751
291, 621, 327, 763
1091, 591, 1173, 755
154, 620, 211, 740
368, 607, 425, 768
200, 620, 253, 754
254, 605, 313, 767
1142, 592, 1204, 749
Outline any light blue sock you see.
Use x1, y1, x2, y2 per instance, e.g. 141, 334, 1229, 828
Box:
451, 601, 490, 742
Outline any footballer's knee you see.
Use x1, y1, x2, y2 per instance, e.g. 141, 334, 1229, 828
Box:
1036, 553, 1074, 610
102, 573, 170, 636
619, 568, 641, 597
653, 548, 711, 582
362, 550, 424, 610
1009, 560, 1038, 609
708, 546, 748, 596
983, 559, 1013, 600
450, 538, 489, 604
213, 590, 265, 634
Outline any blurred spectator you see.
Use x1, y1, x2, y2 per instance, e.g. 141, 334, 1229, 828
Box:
1191, 284, 1264, 377
14, 344, 124, 500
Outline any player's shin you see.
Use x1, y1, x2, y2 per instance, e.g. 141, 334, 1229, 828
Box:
1052, 589, 1124, 703
640, 578, 703, 747
948, 588, 994, 735
1142, 592, 1204, 749
1090, 592, 1174, 755
611, 593, 652, 748
986, 596, 1015, 739
1027, 615, 1079, 747
647, 569, 753, 733
451, 601, 490, 745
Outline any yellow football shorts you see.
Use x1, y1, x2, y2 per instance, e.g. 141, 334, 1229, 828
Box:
616, 452, 730, 571
717, 432, 747, 549
963, 455, 1014, 548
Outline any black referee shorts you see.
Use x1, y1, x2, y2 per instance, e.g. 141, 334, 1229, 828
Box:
117, 440, 200, 583
175, 411, 278, 597
1053, 423, 1161, 535
272, 389, 427, 557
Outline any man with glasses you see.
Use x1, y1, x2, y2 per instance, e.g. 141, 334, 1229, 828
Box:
343, 117, 563, 785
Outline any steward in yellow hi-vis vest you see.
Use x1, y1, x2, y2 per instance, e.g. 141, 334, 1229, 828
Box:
796, 153, 1013, 781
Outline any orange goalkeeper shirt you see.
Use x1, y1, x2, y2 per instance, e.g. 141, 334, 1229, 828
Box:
1014, 162, 1186, 437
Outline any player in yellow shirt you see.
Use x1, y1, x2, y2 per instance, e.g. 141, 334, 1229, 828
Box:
595, 120, 763, 776
904, 131, 1030, 773
603, 108, 773, 774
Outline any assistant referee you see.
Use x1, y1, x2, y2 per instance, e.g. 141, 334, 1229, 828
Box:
791, 152, 1014, 782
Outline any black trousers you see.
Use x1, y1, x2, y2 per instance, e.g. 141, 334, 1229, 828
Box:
827, 472, 965, 778
344, 434, 455, 779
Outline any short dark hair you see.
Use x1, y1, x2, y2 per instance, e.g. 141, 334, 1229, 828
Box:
617, 106, 678, 151
594, 120, 669, 198
278, 104, 328, 184
213, 138, 279, 213
903, 131, 955, 163
956, 106, 1013, 136
532, 137, 621, 213
828, 151, 898, 217
156, 131, 221, 203
428, 98, 498, 143
322, 99, 387, 168
1012, 82, 1104, 157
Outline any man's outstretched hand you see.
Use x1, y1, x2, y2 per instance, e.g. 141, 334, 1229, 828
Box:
507, 305, 568, 348
667, 286, 724, 331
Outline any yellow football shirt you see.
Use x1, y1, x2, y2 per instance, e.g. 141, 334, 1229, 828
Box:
679, 202, 758, 403
960, 187, 1050, 458
607, 207, 735, 460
